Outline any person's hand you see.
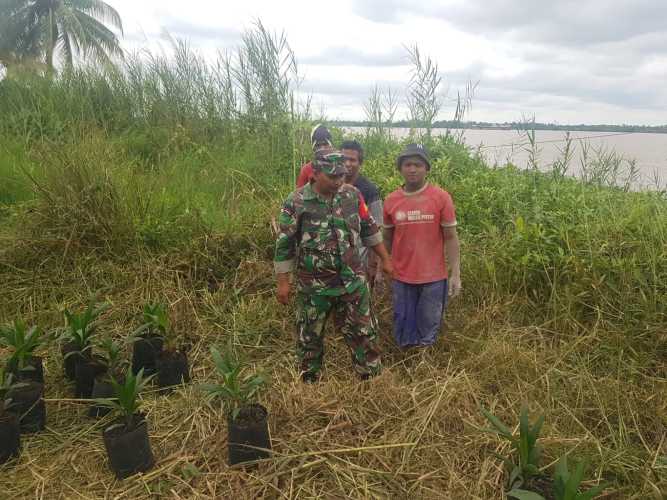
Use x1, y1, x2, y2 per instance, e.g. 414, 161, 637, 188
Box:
277, 279, 291, 305
381, 257, 393, 281
367, 260, 377, 288
374, 261, 384, 286
448, 274, 462, 298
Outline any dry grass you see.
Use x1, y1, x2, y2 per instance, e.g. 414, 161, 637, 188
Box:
0, 239, 665, 499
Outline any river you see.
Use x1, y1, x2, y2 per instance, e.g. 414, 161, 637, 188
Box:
348, 127, 667, 190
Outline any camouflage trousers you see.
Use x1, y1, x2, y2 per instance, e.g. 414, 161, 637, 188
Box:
296, 285, 382, 377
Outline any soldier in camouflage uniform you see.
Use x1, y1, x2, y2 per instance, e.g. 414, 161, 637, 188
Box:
275, 151, 393, 383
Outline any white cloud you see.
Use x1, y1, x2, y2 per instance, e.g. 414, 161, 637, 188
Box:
105, 0, 667, 125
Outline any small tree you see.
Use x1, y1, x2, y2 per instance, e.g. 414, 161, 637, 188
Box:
0, 0, 124, 72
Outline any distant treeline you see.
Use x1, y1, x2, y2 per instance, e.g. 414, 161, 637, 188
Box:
332, 120, 667, 134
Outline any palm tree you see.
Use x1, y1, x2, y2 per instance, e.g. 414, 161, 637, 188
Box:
0, 0, 123, 72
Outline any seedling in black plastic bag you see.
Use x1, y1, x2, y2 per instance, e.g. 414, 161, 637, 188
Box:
62, 297, 109, 356
201, 345, 266, 421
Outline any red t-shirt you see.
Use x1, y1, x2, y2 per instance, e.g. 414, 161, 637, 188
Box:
383, 183, 457, 284
296, 162, 314, 188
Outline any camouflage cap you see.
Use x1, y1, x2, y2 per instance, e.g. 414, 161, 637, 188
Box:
313, 151, 347, 176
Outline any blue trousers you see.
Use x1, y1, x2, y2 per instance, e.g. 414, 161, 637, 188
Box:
392, 279, 448, 348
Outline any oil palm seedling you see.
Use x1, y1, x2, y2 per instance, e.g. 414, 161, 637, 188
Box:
481, 406, 550, 498
1, 320, 47, 383
0, 368, 21, 464
88, 338, 127, 418
553, 456, 606, 500
95, 367, 154, 479
130, 303, 165, 377
61, 297, 109, 382
202, 345, 269, 465
134, 303, 189, 390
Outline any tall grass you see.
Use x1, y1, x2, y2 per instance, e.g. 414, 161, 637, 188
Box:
0, 20, 310, 183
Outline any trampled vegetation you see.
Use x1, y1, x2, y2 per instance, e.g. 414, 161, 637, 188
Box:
0, 24, 665, 499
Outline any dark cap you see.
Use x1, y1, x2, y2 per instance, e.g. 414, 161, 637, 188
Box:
396, 143, 431, 170
310, 124, 332, 150
313, 151, 347, 176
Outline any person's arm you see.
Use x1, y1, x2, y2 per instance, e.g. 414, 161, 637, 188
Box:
439, 190, 460, 297
274, 195, 299, 304
369, 241, 393, 278
382, 227, 394, 254
443, 226, 461, 297
368, 200, 383, 232
358, 192, 393, 279
367, 199, 383, 281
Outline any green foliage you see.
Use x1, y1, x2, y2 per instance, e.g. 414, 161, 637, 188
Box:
95, 337, 125, 376
0, 319, 46, 371
507, 490, 546, 500
481, 406, 544, 490
0, 367, 21, 415
201, 345, 266, 421
62, 297, 109, 354
95, 367, 152, 429
553, 456, 606, 500
0, 0, 123, 70
141, 303, 169, 336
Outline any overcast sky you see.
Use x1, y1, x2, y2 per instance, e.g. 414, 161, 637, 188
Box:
107, 0, 667, 125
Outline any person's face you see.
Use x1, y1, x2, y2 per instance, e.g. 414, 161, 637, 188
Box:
399, 156, 428, 186
342, 149, 361, 181
313, 170, 345, 195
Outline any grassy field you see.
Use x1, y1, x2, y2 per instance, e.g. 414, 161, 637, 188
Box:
0, 34, 665, 499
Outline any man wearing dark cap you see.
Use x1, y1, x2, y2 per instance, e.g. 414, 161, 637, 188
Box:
383, 144, 461, 349
275, 151, 393, 383
296, 124, 334, 188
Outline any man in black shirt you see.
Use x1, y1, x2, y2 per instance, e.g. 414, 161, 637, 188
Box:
341, 140, 383, 286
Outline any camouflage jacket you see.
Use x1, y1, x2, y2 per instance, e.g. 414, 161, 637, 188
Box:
274, 183, 383, 296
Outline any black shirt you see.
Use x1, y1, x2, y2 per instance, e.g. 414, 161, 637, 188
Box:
354, 175, 380, 205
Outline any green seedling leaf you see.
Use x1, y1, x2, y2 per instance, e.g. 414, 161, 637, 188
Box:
553, 455, 607, 500
507, 489, 546, 500
508, 465, 524, 489
1, 320, 47, 371
203, 344, 267, 420
481, 406, 514, 439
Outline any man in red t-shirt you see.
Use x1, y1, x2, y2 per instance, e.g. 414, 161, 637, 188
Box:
296, 124, 333, 188
383, 143, 461, 348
